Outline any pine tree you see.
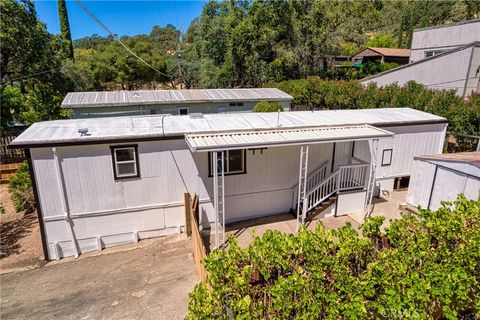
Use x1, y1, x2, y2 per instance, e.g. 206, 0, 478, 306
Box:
57, 0, 74, 60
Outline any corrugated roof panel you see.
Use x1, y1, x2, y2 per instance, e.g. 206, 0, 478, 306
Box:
61, 88, 293, 108
10, 108, 447, 147
185, 125, 394, 152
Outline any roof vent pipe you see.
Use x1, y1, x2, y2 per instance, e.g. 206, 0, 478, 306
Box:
78, 128, 90, 136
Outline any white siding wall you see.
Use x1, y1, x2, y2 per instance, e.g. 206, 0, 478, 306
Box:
362, 46, 476, 96
32, 140, 333, 259
407, 159, 480, 210
376, 124, 445, 179
410, 22, 480, 62
406, 159, 437, 207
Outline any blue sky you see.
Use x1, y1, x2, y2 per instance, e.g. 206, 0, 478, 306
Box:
35, 0, 207, 39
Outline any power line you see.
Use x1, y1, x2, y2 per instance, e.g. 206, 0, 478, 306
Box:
423, 76, 479, 87
1, 67, 64, 84
75, 0, 171, 79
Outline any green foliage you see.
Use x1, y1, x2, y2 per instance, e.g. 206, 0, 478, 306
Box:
0, 0, 72, 130
366, 33, 396, 48
57, 0, 74, 60
180, 0, 479, 87
187, 195, 480, 319
253, 101, 283, 112
269, 78, 480, 145
8, 161, 35, 213
0, 205, 5, 214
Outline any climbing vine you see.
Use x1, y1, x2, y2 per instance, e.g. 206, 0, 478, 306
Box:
187, 195, 480, 319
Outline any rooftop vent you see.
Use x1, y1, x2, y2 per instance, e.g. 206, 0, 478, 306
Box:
78, 128, 90, 136
189, 113, 204, 119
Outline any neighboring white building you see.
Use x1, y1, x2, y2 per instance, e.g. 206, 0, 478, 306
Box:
11, 108, 447, 260
410, 19, 480, 62
361, 42, 480, 97
62, 88, 293, 118
361, 19, 480, 97
407, 152, 480, 210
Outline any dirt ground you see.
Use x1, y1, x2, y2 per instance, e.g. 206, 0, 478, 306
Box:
0, 185, 44, 273
0, 236, 198, 320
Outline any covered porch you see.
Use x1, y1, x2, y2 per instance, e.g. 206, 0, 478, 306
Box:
185, 124, 393, 249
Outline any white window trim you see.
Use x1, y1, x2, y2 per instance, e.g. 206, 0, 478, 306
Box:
112, 146, 140, 179
210, 149, 246, 176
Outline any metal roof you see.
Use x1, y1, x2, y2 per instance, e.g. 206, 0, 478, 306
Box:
185, 125, 393, 152
415, 152, 480, 166
10, 108, 447, 148
61, 88, 293, 108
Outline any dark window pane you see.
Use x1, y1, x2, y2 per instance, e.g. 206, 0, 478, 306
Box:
228, 150, 243, 172
116, 148, 134, 161
117, 163, 136, 176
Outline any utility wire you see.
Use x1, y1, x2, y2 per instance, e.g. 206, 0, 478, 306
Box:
1, 67, 64, 84
75, 0, 171, 78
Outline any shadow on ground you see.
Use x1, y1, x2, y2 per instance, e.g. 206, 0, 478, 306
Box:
0, 213, 37, 259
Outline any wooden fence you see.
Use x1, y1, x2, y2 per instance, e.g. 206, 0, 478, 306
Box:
184, 192, 208, 282
1, 132, 25, 164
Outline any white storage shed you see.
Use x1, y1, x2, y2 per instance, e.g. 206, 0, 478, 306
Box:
10, 108, 447, 260
406, 152, 480, 210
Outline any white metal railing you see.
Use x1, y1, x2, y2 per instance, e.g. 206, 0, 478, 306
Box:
292, 160, 329, 209
303, 163, 368, 215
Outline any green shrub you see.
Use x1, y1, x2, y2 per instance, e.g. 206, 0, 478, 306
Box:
269, 79, 479, 149
8, 161, 35, 213
252, 101, 283, 112
187, 195, 480, 319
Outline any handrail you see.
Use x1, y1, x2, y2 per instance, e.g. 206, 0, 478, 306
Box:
291, 160, 329, 191
303, 163, 368, 214
292, 160, 329, 209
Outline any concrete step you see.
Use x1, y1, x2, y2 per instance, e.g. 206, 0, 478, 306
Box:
307, 196, 337, 221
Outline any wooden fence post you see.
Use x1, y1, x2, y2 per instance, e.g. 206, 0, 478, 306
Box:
184, 192, 192, 237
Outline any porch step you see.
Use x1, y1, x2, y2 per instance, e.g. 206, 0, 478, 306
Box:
307, 196, 337, 221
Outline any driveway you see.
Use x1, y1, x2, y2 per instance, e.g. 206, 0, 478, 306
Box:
0, 236, 197, 320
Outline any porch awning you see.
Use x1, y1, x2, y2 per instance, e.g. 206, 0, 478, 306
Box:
185, 124, 393, 152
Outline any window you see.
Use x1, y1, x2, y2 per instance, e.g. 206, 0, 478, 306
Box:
229, 102, 244, 107
111, 145, 140, 180
178, 107, 189, 115
217, 106, 227, 113
209, 149, 246, 176
381, 149, 393, 166
425, 50, 445, 58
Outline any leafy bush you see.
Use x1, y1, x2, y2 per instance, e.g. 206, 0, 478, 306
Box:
269, 78, 480, 149
187, 195, 480, 319
253, 101, 284, 112
8, 161, 35, 213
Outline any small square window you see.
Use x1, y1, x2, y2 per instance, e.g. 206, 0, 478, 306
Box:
178, 107, 189, 115
381, 149, 393, 166
111, 145, 140, 180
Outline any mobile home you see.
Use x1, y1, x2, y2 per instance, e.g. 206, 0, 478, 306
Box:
62, 88, 293, 118
11, 108, 447, 260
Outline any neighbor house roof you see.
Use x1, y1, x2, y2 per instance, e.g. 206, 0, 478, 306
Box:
415, 152, 480, 166
413, 19, 480, 32
10, 108, 447, 148
367, 48, 411, 57
353, 47, 411, 58
61, 88, 293, 109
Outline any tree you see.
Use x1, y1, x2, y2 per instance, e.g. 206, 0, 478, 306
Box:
57, 0, 74, 60
252, 101, 283, 112
0, 0, 70, 129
